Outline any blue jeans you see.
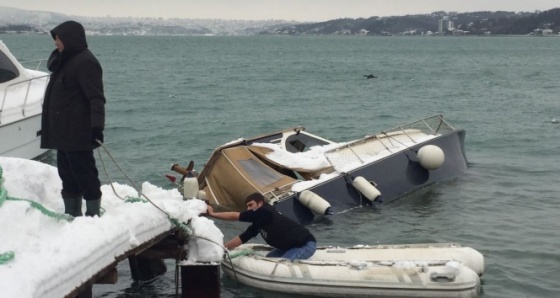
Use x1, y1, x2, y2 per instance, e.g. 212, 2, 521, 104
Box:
266, 241, 316, 261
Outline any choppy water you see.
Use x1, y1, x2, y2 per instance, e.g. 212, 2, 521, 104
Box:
2, 34, 560, 297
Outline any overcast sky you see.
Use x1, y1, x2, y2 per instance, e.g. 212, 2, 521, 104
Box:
1, 1, 558, 22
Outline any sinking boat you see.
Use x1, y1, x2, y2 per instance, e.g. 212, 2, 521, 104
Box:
0, 40, 49, 159
173, 115, 468, 224
222, 243, 483, 298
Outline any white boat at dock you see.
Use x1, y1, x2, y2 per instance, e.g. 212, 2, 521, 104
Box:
0, 40, 50, 159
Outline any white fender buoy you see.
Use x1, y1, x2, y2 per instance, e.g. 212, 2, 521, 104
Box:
298, 190, 333, 215
352, 176, 381, 202
183, 177, 199, 199
417, 145, 445, 170
197, 190, 207, 200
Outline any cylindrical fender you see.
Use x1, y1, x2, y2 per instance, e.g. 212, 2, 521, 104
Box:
417, 145, 445, 170
298, 190, 333, 215
352, 176, 381, 202
183, 177, 199, 199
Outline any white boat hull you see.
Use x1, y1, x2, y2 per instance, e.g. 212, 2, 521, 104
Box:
0, 113, 47, 159
222, 243, 484, 297
1, 40, 49, 160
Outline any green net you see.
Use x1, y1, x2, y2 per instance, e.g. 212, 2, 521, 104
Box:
0, 251, 15, 265
124, 196, 148, 203
6, 197, 73, 221
0, 166, 6, 208
0, 167, 15, 265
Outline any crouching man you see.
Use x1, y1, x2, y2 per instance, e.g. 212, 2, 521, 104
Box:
206, 193, 316, 261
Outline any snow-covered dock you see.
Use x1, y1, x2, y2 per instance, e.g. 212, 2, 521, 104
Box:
0, 157, 224, 298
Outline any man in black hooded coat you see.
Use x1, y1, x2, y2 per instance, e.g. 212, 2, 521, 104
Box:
41, 20, 106, 217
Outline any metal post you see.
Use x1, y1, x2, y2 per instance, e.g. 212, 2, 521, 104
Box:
181, 263, 220, 298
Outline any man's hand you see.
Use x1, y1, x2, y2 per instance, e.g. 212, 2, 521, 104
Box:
205, 205, 240, 221
206, 204, 214, 216
92, 127, 104, 145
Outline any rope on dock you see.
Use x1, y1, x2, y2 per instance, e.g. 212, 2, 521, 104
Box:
95, 141, 195, 233
94, 142, 237, 282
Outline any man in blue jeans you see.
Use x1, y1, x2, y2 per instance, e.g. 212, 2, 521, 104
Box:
206, 192, 316, 261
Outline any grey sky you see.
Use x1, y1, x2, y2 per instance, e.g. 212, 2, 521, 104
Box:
1, 0, 558, 21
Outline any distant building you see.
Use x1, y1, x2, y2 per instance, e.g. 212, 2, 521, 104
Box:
542, 29, 554, 36
438, 17, 454, 33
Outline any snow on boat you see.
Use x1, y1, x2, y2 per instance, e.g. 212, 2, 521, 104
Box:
0, 40, 50, 159
172, 115, 468, 224
222, 243, 484, 298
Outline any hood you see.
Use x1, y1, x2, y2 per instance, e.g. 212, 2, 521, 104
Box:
50, 21, 88, 55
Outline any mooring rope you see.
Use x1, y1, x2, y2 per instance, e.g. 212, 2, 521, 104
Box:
94, 141, 232, 253
95, 141, 171, 215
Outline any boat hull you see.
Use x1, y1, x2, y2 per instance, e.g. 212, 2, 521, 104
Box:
223, 243, 481, 298
273, 130, 467, 223
1, 40, 49, 160
0, 113, 48, 159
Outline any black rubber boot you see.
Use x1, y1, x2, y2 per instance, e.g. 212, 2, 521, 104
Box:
85, 199, 101, 217
61, 190, 83, 217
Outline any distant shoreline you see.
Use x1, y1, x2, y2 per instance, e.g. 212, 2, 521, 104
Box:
2, 32, 559, 37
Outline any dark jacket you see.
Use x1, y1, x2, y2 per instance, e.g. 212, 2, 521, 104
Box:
41, 21, 105, 151
238, 204, 316, 250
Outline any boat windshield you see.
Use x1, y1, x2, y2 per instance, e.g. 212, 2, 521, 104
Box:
284, 133, 332, 153
0, 50, 19, 83
238, 159, 287, 187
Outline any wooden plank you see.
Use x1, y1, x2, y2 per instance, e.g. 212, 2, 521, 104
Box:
95, 267, 118, 284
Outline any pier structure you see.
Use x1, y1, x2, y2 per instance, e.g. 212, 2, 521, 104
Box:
0, 158, 224, 298
68, 228, 220, 298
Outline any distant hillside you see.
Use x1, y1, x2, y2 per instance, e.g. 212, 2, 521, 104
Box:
0, 6, 296, 36
1, 6, 559, 36
263, 8, 560, 36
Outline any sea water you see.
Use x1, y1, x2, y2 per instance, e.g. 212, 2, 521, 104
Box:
2, 34, 559, 298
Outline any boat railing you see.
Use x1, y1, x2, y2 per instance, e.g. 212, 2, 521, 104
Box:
0, 74, 50, 125
324, 115, 456, 171
19, 59, 49, 72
